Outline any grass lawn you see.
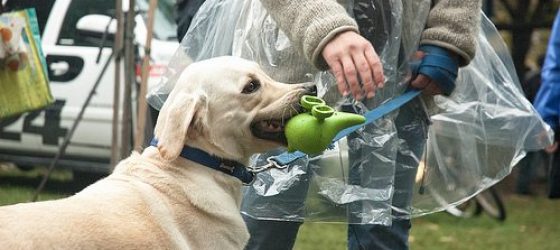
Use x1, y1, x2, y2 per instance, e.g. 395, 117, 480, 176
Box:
295, 196, 560, 250
1, 164, 559, 250
0, 164, 80, 204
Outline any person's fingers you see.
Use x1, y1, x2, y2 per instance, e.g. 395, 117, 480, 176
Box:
413, 50, 425, 60
364, 45, 384, 88
321, 31, 387, 99
326, 59, 349, 96
546, 142, 559, 154
352, 51, 376, 98
410, 74, 431, 89
411, 74, 443, 96
341, 56, 362, 100
424, 82, 443, 96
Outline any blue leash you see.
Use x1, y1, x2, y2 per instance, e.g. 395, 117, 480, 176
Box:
268, 89, 422, 166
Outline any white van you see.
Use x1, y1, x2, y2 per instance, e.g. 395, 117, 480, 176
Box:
0, 0, 178, 177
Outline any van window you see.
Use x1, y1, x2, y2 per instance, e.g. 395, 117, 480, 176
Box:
57, 0, 115, 47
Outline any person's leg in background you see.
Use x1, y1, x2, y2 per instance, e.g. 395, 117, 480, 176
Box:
548, 129, 560, 199
175, 0, 206, 41
242, 183, 309, 250
242, 216, 303, 250
515, 151, 539, 195
347, 99, 427, 250
142, 105, 159, 146
242, 151, 312, 250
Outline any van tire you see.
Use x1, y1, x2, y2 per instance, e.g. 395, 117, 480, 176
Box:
72, 170, 106, 188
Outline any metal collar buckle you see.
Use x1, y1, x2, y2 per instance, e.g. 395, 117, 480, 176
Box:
219, 162, 235, 173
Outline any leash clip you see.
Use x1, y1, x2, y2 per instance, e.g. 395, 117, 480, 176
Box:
242, 172, 256, 186
248, 157, 288, 173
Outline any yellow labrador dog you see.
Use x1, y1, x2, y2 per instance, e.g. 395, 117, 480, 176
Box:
0, 56, 315, 249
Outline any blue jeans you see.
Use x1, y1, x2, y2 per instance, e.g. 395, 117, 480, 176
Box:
243, 99, 427, 250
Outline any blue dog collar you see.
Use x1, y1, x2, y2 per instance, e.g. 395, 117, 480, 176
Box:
150, 138, 254, 185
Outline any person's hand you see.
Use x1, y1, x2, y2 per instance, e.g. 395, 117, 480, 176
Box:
410, 51, 444, 96
322, 31, 384, 100
545, 142, 558, 154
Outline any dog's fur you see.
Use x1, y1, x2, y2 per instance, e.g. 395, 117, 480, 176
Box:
0, 56, 313, 249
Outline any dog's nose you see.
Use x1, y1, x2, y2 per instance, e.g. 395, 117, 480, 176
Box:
305, 84, 318, 96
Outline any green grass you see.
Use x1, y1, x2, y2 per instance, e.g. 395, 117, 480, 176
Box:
294, 196, 560, 250
0, 164, 76, 205
2, 165, 559, 250
409, 196, 560, 250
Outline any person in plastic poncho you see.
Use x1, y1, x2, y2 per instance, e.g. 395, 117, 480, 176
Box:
241, 1, 482, 250
534, 10, 560, 199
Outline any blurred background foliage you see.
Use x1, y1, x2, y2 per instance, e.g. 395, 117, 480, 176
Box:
485, 0, 560, 79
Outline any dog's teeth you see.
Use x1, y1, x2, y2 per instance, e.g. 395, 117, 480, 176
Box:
258, 120, 284, 132
270, 121, 281, 129
270, 122, 276, 128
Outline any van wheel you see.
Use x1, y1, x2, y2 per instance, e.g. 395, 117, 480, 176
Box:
72, 170, 106, 188
15, 164, 34, 171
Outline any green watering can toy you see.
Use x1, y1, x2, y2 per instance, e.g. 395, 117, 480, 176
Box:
284, 95, 366, 155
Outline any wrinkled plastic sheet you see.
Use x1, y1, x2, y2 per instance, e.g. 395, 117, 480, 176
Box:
147, 0, 553, 225
410, 18, 554, 216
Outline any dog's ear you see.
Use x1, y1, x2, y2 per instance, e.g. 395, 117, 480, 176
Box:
154, 92, 204, 161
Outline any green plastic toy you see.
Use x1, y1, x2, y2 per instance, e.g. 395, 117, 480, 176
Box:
285, 95, 366, 154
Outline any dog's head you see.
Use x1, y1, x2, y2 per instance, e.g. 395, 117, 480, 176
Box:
154, 56, 316, 162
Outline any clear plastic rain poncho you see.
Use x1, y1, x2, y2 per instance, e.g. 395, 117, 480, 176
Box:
147, 0, 554, 225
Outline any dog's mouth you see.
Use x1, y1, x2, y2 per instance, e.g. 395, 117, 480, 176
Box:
250, 119, 289, 145
251, 94, 310, 145
251, 104, 305, 145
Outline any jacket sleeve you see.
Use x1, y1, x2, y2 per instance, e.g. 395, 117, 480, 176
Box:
258, 0, 359, 70
420, 0, 482, 66
534, 11, 560, 131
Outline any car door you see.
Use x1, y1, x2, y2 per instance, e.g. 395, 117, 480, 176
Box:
42, 0, 119, 158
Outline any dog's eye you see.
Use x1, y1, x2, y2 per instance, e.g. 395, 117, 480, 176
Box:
242, 80, 261, 94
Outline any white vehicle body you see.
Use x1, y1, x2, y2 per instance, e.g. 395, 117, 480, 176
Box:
0, 0, 178, 173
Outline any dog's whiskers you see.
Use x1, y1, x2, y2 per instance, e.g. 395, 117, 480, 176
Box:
289, 103, 299, 115
266, 112, 275, 123
280, 106, 289, 125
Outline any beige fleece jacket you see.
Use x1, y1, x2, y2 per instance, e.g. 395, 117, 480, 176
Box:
259, 0, 482, 69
